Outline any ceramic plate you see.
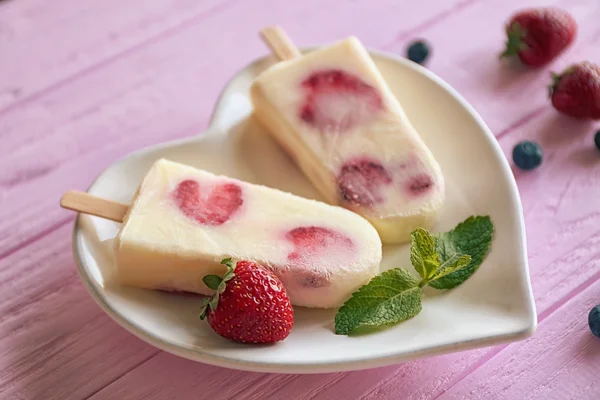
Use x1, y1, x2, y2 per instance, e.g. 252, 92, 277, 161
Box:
72, 47, 537, 374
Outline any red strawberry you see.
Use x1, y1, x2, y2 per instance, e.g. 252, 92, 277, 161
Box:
200, 259, 294, 344
501, 7, 577, 67
549, 62, 600, 119
173, 179, 243, 225
299, 69, 383, 133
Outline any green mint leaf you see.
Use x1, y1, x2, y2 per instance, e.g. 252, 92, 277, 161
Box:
334, 268, 422, 335
429, 216, 494, 290
430, 254, 471, 282
410, 227, 439, 280
203, 275, 222, 291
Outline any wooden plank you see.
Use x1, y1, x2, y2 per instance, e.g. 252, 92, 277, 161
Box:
0, 0, 234, 111
0, 225, 158, 400
439, 278, 600, 400
0, 0, 471, 113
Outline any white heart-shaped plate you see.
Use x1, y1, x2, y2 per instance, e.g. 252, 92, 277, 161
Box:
72, 48, 537, 374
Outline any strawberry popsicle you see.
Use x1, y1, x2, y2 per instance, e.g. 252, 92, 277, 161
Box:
251, 32, 445, 243
112, 159, 381, 308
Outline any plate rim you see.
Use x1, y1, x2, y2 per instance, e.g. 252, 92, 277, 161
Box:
70, 46, 538, 374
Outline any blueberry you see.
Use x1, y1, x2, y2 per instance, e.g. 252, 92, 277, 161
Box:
512, 141, 543, 170
594, 130, 600, 152
407, 40, 430, 65
589, 305, 600, 338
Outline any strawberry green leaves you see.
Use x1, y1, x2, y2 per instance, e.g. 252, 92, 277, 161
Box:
334, 268, 421, 335
334, 216, 494, 335
199, 258, 237, 319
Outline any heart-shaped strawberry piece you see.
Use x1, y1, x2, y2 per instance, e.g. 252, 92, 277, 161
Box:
299, 69, 383, 133
172, 179, 243, 225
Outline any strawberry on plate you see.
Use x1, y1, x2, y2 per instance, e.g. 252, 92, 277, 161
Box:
549, 62, 600, 119
501, 7, 577, 67
200, 258, 294, 344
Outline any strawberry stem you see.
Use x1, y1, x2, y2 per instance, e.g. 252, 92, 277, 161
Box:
500, 22, 527, 59
203, 275, 222, 290
548, 72, 562, 97
199, 258, 238, 320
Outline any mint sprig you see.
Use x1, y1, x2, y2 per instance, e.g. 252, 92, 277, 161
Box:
334, 268, 421, 335
410, 227, 439, 281
429, 216, 494, 290
334, 215, 494, 335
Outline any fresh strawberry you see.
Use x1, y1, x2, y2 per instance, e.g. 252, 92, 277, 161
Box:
200, 259, 294, 344
501, 7, 577, 67
173, 179, 243, 225
549, 62, 600, 119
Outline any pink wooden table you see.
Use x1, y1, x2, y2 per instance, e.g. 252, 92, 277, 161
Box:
2, 0, 600, 398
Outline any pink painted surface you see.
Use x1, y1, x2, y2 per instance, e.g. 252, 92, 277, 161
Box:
1, 0, 599, 398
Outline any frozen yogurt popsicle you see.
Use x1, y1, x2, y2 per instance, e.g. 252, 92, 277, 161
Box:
62, 159, 382, 309
251, 28, 445, 243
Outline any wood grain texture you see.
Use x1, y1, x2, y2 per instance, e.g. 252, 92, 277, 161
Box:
0, 225, 158, 400
1, 0, 600, 399
0, 0, 235, 111
0, 0, 471, 112
440, 279, 600, 400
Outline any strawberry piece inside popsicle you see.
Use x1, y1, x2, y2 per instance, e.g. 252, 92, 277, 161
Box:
337, 158, 392, 208
299, 69, 383, 133
172, 179, 243, 225
284, 226, 355, 288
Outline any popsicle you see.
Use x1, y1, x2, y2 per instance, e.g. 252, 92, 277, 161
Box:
251, 27, 445, 243
61, 159, 382, 309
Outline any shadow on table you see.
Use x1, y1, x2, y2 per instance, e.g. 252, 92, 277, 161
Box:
580, 332, 600, 362
538, 113, 595, 148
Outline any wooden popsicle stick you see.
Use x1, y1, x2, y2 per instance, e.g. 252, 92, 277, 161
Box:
259, 26, 302, 61
60, 191, 129, 223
